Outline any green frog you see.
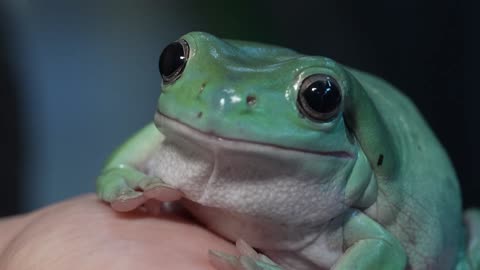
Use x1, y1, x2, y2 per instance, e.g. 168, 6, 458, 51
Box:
96, 32, 479, 270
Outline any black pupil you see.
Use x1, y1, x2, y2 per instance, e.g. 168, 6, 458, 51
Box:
303, 78, 341, 113
159, 42, 186, 78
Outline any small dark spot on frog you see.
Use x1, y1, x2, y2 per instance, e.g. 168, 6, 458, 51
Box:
377, 154, 384, 166
197, 82, 207, 97
197, 112, 203, 118
246, 95, 256, 106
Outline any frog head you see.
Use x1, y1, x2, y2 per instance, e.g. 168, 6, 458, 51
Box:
156, 32, 356, 157
153, 32, 394, 231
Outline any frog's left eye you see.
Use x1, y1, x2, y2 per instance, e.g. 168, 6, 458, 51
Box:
159, 39, 189, 83
297, 74, 342, 122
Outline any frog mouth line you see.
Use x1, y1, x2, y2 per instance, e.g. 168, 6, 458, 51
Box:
154, 110, 354, 159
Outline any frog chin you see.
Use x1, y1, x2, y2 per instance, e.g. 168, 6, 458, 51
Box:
151, 111, 354, 234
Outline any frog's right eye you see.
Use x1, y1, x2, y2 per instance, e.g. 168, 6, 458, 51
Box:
159, 39, 189, 84
297, 74, 342, 122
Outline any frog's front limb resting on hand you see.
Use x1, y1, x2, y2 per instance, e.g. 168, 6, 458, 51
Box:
97, 123, 184, 213
98, 165, 183, 213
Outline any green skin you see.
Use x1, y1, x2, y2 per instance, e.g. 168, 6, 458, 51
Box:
97, 32, 480, 270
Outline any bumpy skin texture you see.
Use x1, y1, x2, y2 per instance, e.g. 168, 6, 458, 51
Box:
97, 32, 479, 270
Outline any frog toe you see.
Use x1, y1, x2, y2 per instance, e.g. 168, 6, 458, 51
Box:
111, 191, 145, 212
209, 240, 282, 270
209, 250, 240, 270
134, 175, 183, 201
97, 174, 135, 203
143, 183, 183, 201
464, 208, 480, 269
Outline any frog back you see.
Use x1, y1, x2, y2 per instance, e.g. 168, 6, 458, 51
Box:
349, 68, 464, 269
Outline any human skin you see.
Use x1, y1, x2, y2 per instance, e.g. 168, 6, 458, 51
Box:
0, 194, 237, 270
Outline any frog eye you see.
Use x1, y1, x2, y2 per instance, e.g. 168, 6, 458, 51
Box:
297, 74, 342, 122
159, 39, 189, 83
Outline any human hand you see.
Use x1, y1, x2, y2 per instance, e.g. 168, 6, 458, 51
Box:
0, 194, 237, 270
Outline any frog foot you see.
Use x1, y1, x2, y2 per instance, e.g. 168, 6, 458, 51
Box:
209, 239, 282, 270
97, 166, 183, 213
464, 208, 480, 269
111, 180, 183, 213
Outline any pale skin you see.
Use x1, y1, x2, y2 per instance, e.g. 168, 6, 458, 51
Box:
0, 194, 237, 270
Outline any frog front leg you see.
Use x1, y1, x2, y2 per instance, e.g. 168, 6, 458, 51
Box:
96, 123, 182, 212
333, 210, 407, 270
210, 210, 406, 270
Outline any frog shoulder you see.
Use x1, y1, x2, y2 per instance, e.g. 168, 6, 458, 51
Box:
345, 66, 453, 181
345, 67, 430, 138
346, 67, 413, 108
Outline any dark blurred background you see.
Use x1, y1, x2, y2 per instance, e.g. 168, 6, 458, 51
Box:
0, 0, 478, 216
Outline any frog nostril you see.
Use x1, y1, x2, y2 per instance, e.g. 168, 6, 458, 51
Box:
197, 111, 203, 118
246, 95, 256, 106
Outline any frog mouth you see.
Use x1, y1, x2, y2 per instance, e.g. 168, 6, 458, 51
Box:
154, 110, 353, 159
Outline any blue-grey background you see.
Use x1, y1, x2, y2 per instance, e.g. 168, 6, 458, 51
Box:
0, 0, 478, 215
3, 1, 192, 211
